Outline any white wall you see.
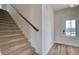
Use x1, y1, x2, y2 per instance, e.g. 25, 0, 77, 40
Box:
0, 4, 7, 10
2, 4, 7, 10
54, 6, 79, 47
7, 4, 42, 54
5, 4, 54, 54
42, 4, 54, 54
29, 4, 42, 54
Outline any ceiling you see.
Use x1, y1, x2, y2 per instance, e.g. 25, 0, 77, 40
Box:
50, 4, 69, 11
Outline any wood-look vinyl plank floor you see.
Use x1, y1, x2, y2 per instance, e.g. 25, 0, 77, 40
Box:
48, 43, 79, 55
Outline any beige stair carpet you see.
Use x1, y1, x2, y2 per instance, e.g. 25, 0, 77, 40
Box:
0, 9, 36, 55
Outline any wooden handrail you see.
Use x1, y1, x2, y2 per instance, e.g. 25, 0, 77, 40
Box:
10, 4, 39, 31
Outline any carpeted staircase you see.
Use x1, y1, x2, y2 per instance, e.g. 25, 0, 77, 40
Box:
0, 9, 36, 55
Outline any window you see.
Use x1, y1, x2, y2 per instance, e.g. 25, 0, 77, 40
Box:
65, 20, 76, 36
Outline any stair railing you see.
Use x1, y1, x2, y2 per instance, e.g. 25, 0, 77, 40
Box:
10, 4, 39, 32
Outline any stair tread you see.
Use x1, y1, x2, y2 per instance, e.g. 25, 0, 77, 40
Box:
0, 25, 19, 27
1, 40, 30, 55
0, 26, 18, 28
0, 37, 27, 46
0, 22, 16, 24
0, 20, 16, 23
0, 33, 24, 37
0, 31, 23, 36
0, 34, 25, 39
0, 34, 26, 45
0, 30, 21, 32
0, 15, 11, 18
4, 42, 31, 55
1, 39, 29, 49
19, 47, 35, 55
0, 18, 15, 22
0, 28, 21, 33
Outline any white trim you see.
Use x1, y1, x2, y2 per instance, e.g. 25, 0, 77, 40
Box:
43, 43, 54, 55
